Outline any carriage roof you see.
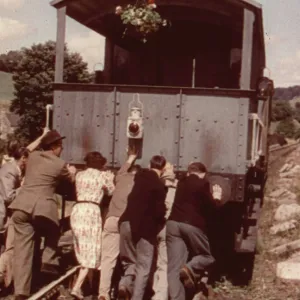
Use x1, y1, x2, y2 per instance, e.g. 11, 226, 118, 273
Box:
50, 0, 264, 43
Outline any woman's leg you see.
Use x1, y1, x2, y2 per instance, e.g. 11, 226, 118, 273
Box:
72, 267, 89, 292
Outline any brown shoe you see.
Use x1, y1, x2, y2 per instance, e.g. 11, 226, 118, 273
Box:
180, 266, 196, 289
98, 297, 107, 300
118, 285, 131, 300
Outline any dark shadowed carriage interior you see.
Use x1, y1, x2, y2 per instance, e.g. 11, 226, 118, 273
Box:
102, 5, 244, 89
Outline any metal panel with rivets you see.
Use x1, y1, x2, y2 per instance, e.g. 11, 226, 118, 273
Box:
114, 90, 181, 168
53, 88, 115, 164
178, 95, 250, 174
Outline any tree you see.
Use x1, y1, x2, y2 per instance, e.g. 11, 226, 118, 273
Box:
0, 50, 22, 72
275, 118, 295, 138
10, 41, 92, 142
271, 100, 294, 121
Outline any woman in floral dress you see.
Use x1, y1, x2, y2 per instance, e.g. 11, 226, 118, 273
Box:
70, 151, 115, 299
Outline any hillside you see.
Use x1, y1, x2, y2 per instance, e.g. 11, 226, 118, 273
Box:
274, 86, 300, 101
0, 71, 14, 105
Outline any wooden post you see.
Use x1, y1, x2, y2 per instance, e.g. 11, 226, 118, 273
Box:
55, 6, 66, 83
240, 8, 255, 90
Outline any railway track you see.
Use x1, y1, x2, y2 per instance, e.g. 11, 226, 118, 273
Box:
3, 142, 299, 300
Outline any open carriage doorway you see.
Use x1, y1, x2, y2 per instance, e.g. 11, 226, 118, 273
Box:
106, 5, 243, 89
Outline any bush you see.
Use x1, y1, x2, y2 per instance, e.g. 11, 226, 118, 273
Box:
275, 118, 295, 138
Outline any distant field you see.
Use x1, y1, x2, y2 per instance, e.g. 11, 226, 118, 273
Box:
0, 71, 14, 103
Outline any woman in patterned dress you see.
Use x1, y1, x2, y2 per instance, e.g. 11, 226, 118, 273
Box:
70, 152, 115, 299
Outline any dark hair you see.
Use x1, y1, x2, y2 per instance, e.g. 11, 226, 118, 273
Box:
12, 147, 29, 160
128, 164, 142, 173
150, 155, 166, 171
7, 140, 21, 157
84, 151, 107, 169
188, 162, 207, 174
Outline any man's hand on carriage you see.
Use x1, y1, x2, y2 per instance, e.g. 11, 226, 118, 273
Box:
126, 144, 138, 165
67, 164, 77, 175
212, 184, 222, 201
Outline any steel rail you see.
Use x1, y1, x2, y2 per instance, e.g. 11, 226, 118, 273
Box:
28, 266, 80, 300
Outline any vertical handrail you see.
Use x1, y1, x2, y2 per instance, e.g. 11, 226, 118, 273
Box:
177, 89, 183, 171
112, 87, 117, 168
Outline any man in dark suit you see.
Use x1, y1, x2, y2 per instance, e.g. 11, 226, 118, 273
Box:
166, 162, 222, 300
118, 155, 167, 300
9, 130, 76, 299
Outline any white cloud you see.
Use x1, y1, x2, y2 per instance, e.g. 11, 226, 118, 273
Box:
274, 52, 300, 87
0, 0, 24, 10
68, 31, 105, 72
0, 17, 29, 41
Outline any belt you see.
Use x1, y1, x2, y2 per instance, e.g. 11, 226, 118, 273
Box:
74, 201, 100, 206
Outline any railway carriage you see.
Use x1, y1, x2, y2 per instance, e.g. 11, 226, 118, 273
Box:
49, 0, 274, 286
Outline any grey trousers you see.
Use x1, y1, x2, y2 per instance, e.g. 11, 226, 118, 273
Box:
166, 220, 215, 300
99, 216, 120, 300
152, 226, 168, 300
0, 218, 14, 287
119, 221, 155, 300
12, 210, 60, 296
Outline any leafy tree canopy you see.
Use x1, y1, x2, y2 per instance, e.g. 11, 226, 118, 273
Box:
271, 100, 294, 122
0, 50, 22, 73
275, 118, 296, 138
9, 41, 92, 142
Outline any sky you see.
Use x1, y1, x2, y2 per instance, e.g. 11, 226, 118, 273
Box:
0, 0, 299, 88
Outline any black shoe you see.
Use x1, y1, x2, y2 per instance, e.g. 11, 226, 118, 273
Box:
40, 263, 61, 276
180, 266, 196, 289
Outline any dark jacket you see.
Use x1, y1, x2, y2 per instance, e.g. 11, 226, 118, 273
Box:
119, 169, 167, 243
168, 174, 220, 233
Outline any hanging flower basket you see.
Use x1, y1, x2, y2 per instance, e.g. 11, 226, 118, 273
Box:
115, 0, 170, 43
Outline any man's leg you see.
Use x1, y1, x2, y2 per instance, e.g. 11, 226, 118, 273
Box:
152, 226, 168, 300
131, 237, 155, 300
181, 224, 215, 280
166, 221, 188, 300
99, 216, 120, 300
12, 210, 35, 297
0, 219, 15, 287
119, 221, 136, 296
35, 216, 60, 273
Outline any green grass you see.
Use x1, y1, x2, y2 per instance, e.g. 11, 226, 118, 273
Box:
0, 71, 14, 103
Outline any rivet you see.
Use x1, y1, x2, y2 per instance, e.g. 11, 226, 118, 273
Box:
214, 120, 217, 123
180, 136, 183, 139
196, 129, 199, 132
231, 120, 235, 123
175, 141, 178, 144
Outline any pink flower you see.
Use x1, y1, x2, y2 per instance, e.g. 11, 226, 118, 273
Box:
115, 6, 123, 15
